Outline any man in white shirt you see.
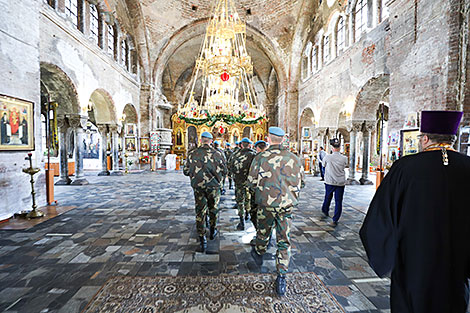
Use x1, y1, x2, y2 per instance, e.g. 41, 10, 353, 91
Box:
321, 138, 348, 227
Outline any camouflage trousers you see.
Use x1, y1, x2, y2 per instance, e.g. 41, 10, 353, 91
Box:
193, 188, 221, 236
249, 189, 257, 228
255, 206, 292, 275
235, 183, 250, 218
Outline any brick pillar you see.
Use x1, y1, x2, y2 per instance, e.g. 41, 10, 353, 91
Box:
140, 83, 154, 137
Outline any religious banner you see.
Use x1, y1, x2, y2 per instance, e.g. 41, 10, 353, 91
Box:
0, 94, 34, 151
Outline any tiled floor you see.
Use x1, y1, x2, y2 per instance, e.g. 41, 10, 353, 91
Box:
0, 171, 390, 313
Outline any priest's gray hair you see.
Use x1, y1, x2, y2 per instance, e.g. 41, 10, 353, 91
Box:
422, 133, 457, 145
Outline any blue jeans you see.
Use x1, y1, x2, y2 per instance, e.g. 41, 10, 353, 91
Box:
320, 164, 325, 179
321, 184, 345, 223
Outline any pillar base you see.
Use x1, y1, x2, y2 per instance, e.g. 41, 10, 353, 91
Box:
55, 177, 72, 185
110, 171, 123, 176
346, 178, 360, 185
98, 170, 110, 176
359, 178, 374, 185
71, 178, 89, 185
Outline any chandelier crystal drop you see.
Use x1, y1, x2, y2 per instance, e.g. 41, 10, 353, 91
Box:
177, 0, 266, 126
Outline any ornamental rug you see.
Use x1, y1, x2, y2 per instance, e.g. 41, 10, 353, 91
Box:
83, 272, 345, 313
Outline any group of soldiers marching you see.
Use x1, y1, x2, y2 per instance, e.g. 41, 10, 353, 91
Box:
183, 127, 305, 296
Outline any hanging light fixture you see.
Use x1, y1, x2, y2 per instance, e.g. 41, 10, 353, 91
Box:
177, 0, 266, 127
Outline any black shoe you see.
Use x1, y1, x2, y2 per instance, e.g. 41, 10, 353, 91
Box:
250, 238, 256, 246
199, 236, 207, 252
221, 189, 226, 195
329, 221, 338, 227
320, 178, 324, 181
209, 227, 218, 240
236, 216, 245, 230
245, 212, 249, 221
250, 247, 263, 266
275, 275, 287, 296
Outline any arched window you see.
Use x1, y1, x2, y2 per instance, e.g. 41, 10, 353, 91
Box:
65, 0, 79, 28
107, 24, 115, 58
323, 35, 330, 63
121, 39, 129, 70
44, 0, 55, 8
336, 16, 345, 53
355, 0, 368, 41
89, 4, 99, 45
312, 46, 319, 72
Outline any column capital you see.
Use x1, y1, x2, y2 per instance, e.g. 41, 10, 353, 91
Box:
109, 124, 122, 134
363, 120, 376, 133
68, 114, 88, 129
57, 117, 68, 130
315, 127, 328, 137
97, 124, 109, 134
347, 121, 363, 132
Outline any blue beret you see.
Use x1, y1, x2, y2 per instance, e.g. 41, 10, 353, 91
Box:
225, 143, 231, 146
201, 132, 213, 139
268, 127, 285, 137
213, 140, 220, 145
241, 137, 253, 144
235, 141, 240, 145
254, 140, 267, 147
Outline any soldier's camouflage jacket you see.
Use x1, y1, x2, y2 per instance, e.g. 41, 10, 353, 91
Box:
247, 144, 305, 208
229, 148, 257, 184
183, 144, 227, 190
224, 148, 233, 164
227, 147, 240, 173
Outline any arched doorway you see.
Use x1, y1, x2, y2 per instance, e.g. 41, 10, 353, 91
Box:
40, 62, 84, 185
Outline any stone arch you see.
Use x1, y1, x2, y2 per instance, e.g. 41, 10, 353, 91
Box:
299, 107, 316, 129
152, 19, 288, 96
352, 74, 390, 121
88, 89, 117, 125
122, 103, 138, 124
40, 62, 80, 116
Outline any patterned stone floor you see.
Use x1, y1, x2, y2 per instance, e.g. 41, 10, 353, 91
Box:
0, 171, 390, 313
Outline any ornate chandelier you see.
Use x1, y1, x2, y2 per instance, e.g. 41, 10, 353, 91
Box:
177, 0, 266, 127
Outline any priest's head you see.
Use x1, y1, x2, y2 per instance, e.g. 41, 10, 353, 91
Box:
418, 110, 463, 152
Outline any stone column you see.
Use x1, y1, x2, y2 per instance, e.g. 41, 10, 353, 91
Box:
110, 125, 123, 176
70, 115, 89, 185
55, 118, 72, 185
347, 123, 361, 185
97, 124, 109, 176
359, 122, 375, 185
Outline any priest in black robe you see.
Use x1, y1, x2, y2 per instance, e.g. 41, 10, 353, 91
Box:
360, 110, 470, 313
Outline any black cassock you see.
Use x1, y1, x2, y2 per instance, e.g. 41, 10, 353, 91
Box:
360, 150, 470, 313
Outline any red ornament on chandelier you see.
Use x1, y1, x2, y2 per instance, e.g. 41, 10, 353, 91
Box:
220, 72, 230, 82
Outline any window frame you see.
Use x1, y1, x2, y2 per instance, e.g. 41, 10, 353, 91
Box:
336, 16, 345, 53
89, 4, 99, 45
323, 35, 330, 63
355, 0, 368, 42
64, 0, 79, 28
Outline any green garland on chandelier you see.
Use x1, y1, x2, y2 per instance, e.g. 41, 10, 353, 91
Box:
179, 113, 266, 127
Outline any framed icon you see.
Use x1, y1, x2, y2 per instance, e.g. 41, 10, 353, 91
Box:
0, 94, 34, 151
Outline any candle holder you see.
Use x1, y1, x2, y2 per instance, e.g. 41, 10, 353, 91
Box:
23, 153, 44, 218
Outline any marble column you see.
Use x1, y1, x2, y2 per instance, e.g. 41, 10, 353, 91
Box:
97, 124, 110, 176
359, 122, 374, 185
70, 115, 89, 185
55, 118, 72, 185
347, 123, 361, 185
110, 125, 123, 176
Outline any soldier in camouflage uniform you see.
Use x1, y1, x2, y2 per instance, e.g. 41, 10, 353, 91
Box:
248, 140, 269, 240
223, 143, 233, 190
183, 132, 227, 252
248, 127, 305, 296
228, 137, 257, 230
213, 141, 227, 195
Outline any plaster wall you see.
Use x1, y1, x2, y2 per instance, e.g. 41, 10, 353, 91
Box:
0, 0, 43, 220
40, 4, 141, 126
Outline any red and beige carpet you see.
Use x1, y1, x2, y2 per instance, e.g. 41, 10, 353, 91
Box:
83, 272, 344, 313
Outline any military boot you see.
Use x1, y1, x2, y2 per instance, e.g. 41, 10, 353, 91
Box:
199, 235, 207, 252
275, 275, 287, 296
245, 211, 249, 221
209, 227, 218, 240
236, 216, 245, 230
